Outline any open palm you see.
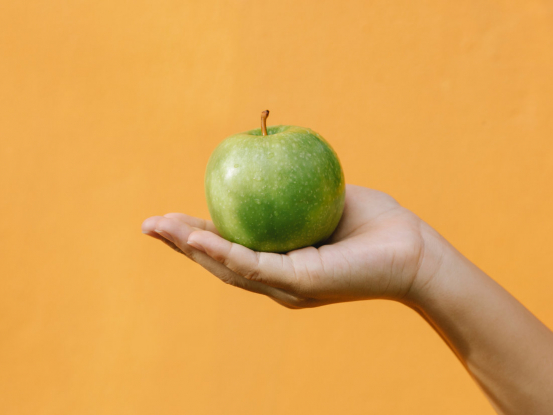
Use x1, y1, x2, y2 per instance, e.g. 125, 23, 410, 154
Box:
142, 184, 434, 308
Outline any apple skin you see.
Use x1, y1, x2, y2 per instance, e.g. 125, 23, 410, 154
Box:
205, 125, 345, 253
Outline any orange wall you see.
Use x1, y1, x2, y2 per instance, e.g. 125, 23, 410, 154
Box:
1, 1, 552, 414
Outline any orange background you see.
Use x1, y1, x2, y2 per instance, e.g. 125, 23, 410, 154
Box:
1, 1, 553, 414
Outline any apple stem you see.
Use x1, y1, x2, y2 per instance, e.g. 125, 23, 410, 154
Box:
261, 110, 270, 136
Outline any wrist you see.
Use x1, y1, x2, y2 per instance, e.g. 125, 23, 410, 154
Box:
401, 221, 472, 311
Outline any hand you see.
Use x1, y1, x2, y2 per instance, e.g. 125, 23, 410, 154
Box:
141, 184, 442, 309
144, 184, 553, 414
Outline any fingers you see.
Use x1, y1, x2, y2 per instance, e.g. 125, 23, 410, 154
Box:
145, 216, 201, 258
141, 215, 164, 238
186, 230, 300, 291
163, 213, 220, 235
142, 216, 306, 307
188, 254, 304, 308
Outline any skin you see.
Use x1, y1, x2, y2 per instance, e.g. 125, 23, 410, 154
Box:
142, 184, 553, 414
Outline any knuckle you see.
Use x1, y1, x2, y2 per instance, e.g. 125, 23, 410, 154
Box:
243, 267, 261, 282
242, 250, 262, 281
219, 244, 237, 267
221, 256, 233, 267
218, 274, 236, 286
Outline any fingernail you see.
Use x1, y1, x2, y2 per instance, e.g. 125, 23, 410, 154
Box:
187, 238, 205, 253
155, 229, 174, 242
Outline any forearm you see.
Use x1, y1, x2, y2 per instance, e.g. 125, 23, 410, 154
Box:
408, 229, 553, 415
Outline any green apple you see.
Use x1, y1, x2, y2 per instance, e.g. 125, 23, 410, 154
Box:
205, 111, 345, 253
